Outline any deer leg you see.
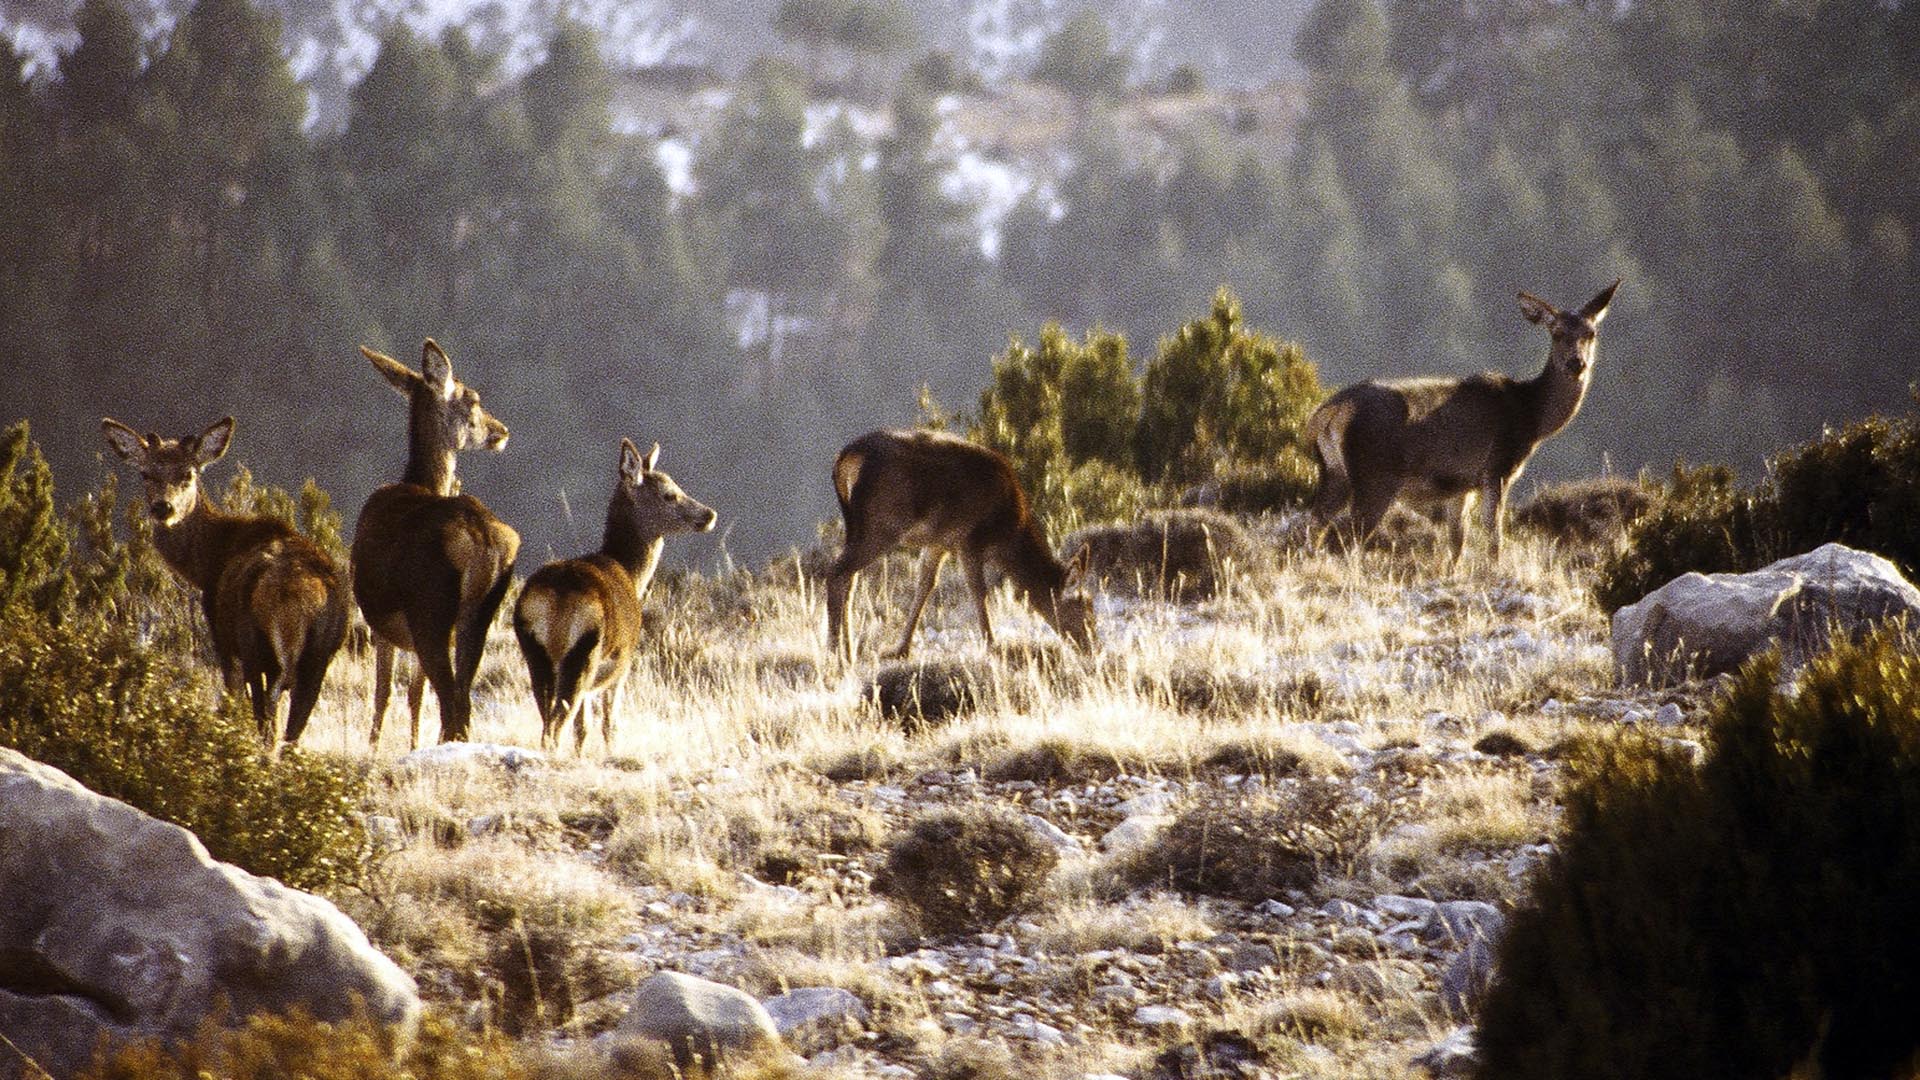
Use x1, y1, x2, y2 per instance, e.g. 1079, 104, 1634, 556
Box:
885, 549, 947, 660
961, 553, 995, 649
1346, 476, 1403, 551
515, 622, 557, 750
283, 647, 329, 748
248, 671, 274, 744
1443, 496, 1469, 569
446, 569, 514, 745
405, 662, 427, 749
1309, 464, 1352, 548
1481, 479, 1509, 562
601, 676, 624, 756
370, 641, 396, 747
826, 530, 897, 659
572, 692, 593, 757
415, 632, 463, 745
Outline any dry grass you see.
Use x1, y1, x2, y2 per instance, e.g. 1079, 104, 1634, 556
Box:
174, 525, 1624, 1077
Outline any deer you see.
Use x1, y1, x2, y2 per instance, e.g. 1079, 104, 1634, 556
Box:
512, 439, 716, 754
825, 428, 1097, 660
101, 416, 350, 746
352, 339, 520, 748
1304, 280, 1620, 563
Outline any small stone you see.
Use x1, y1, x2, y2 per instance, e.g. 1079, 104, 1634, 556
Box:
762, 986, 869, 1037
1114, 791, 1178, 817
1441, 937, 1498, 1016
1100, 815, 1171, 854
619, 972, 780, 1064
1256, 899, 1297, 918
1655, 702, 1685, 726
1132, 1005, 1192, 1029
1024, 814, 1084, 853
1423, 901, 1505, 944
1374, 894, 1438, 921
942, 1012, 979, 1035
1321, 899, 1364, 924
1224, 941, 1279, 972
1331, 959, 1425, 1000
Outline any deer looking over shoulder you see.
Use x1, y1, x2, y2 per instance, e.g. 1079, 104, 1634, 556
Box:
1304, 280, 1620, 562
513, 439, 715, 754
101, 416, 349, 746
825, 429, 1096, 660
352, 339, 519, 748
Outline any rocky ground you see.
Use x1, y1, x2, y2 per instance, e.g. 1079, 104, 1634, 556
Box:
296, 511, 1707, 1078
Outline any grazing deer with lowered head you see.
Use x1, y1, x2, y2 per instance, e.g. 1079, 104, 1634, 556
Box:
1304, 280, 1620, 563
513, 439, 716, 754
353, 339, 519, 747
826, 429, 1096, 660
101, 416, 350, 746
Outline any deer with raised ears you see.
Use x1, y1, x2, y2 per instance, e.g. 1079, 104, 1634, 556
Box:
1305, 280, 1621, 563
100, 416, 350, 746
825, 429, 1096, 660
352, 338, 520, 748
513, 438, 716, 754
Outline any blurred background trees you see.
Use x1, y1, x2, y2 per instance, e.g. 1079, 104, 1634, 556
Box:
0, 0, 1914, 566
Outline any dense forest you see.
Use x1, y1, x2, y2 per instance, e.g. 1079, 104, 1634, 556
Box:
2, 0, 1916, 566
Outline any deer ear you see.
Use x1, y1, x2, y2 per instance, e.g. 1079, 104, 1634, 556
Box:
1065, 542, 1091, 587
1517, 291, 1557, 325
192, 417, 235, 464
421, 339, 454, 396
619, 438, 644, 480
101, 418, 146, 462
1580, 279, 1621, 325
361, 346, 418, 397
642, 441, 661, 473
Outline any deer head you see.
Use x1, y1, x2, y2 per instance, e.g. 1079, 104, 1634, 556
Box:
1048, 543, 1097, 652
613, 438, 717, 538
1519, 279, 1619, 379
101, 416, 234, 526
361, 339, 509, 456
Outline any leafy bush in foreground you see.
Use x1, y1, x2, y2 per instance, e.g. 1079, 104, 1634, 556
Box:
0, 420, 364, 893
1475, 630, 1920, 1080
0, 611, 367, 892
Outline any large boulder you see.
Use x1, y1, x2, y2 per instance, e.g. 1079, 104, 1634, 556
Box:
619, 971, 780, 1067
1611, 543, 1920, 686
0, 748, 419, 1079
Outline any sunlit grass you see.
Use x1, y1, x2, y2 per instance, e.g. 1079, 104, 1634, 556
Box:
243, 525, 1624, 1077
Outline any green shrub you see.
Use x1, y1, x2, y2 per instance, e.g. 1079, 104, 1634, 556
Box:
0, 611, 366, 892
973, 323, 1143, 528
0, 420, 71, 616
0, 424, 364, 892
1474, 630, 1920, 1080
1126, 781, 1397, 900
1592, 463, 1773, 614
1596, 413, 1920, 613
1134, 288, 1323, 485
881, 807, 1059, 935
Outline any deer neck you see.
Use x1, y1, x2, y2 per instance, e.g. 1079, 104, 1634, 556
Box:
152, 494, 236, 594
402, 401, 458, 494
1522, 359, 1591, 445
999, 520, 1066, 608
601, 501, 666, 598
